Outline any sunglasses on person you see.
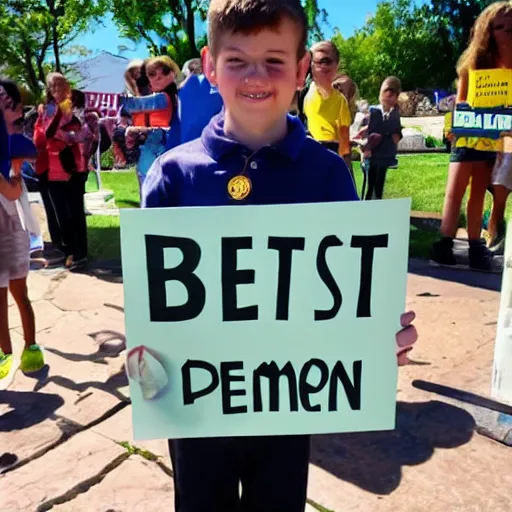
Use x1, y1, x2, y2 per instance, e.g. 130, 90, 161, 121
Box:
147, 66, 174, 78
313, 57, 334, 67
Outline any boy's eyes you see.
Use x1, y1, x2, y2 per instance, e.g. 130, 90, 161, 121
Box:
225, 57, 285, 66
266, 58, 285, 65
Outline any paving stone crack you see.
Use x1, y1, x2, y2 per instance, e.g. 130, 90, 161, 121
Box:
1, 402, 130, 475
116, 441, 173, 478
36, 452, 131, 511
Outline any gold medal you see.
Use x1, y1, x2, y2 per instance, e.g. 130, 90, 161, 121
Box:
228, 175, 252, 200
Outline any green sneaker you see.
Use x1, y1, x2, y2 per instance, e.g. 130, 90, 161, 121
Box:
20, 345, 45, 373
0, 353, 14, 380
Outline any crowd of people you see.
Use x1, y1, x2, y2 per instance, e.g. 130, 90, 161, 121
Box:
0, 0, 510, 508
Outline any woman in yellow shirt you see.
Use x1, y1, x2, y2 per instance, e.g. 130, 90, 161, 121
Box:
303, 41, 353, 176
431, 1, 512, 271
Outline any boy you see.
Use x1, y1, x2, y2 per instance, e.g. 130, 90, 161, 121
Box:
358, 76, 402, 200
142, 1, 417, 510
303, 41, 353, 175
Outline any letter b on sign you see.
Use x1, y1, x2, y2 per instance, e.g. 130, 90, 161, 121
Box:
145, 235, 206, 322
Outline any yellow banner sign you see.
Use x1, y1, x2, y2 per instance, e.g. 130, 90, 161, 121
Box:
467, 69, 512, 108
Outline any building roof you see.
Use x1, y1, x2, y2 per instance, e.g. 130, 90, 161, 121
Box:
68, 51, 129, 93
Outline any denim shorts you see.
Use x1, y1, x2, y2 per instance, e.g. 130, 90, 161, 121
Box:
450, 146, 497, 164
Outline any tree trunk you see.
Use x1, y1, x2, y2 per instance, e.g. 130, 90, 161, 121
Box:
185, 1, 198, 56
52, 20, 61, 72
22, 41, 41, 98
46, 0, 61, 72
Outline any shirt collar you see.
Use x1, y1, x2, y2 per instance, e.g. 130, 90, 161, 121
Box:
201, 110, 306, 161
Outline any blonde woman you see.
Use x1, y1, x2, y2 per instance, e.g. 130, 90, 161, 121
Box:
431, 1, 512, 271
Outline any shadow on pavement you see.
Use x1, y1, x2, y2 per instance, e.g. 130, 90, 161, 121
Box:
44, 329, 126, 364
409, 258, 502, 292
310, 400, 475, 495
0, 390, 64, 432
413, 380, 512, 416
33, 367, 129, 402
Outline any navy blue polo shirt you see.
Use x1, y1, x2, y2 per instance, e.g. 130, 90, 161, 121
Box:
142, 112, 358, 208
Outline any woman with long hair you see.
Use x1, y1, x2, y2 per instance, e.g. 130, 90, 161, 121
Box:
122, 56, 180, 195
34, 72, 88, 270
431, 1, 512, 271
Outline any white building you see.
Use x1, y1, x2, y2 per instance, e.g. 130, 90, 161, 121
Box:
68, 50, 129, 93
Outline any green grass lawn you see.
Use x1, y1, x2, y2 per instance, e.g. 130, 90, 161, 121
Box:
86, 169, 140, 209
353, 154, 449, 213
85, 155, 508, 261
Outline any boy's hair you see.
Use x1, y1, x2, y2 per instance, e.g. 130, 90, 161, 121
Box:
381, 76, 401, 95
145, 56, 180, 77
208, 0, 308, 58
310, 41, 340, 64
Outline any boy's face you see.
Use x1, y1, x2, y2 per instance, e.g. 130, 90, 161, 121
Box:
380, 88, 398, 109
207, 17, 309, 136
311, 49, 338, 88
147, 66, 176, 93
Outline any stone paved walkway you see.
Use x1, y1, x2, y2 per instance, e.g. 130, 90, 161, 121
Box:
0, 262, 511, 511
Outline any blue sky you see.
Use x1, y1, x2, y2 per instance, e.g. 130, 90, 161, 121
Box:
76, 0, 375, 60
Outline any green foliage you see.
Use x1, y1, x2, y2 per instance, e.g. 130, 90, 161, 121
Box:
429, 0, 495, 67
425, 135, 445, 148
302, 0, 326, 42
0, 0, 107, 99
110, 0, 208, 64
100, 147, 114, 170
332, 0, 493, 102
333, 0, 453, 102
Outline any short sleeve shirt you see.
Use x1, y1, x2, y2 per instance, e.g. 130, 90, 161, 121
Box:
303, 83, 351, 142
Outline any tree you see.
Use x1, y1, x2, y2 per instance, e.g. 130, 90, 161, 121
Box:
333, 0, 458, 102
303, 0, 327, 43
110, 0, 208, 62
42, 0, 108, 72
110, 0, 326, 65
0, 0, 107, 98
332, 0, 496, 102
429, 0, 495, 69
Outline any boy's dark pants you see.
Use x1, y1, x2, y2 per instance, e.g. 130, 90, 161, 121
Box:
169, 435, 310, 512
365, 164, 388, 200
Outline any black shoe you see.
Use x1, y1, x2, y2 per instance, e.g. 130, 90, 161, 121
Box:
468, 241, 494, 272
430, 237, 457, 266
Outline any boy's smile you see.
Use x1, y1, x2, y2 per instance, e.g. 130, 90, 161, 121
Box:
207, 17, 309, 149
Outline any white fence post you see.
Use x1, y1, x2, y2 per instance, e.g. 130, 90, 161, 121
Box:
492, 224, 512, 405
95, 129, 103, 190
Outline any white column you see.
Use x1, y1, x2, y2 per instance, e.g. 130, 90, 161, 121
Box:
492, 224, 512, 405
95, 129, 102, 190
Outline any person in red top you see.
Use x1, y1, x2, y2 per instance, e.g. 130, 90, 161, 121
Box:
34, 73, 88, 270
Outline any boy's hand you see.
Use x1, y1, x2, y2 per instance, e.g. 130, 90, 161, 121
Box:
0, 173, 22, 200
396, 311, 417, 366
